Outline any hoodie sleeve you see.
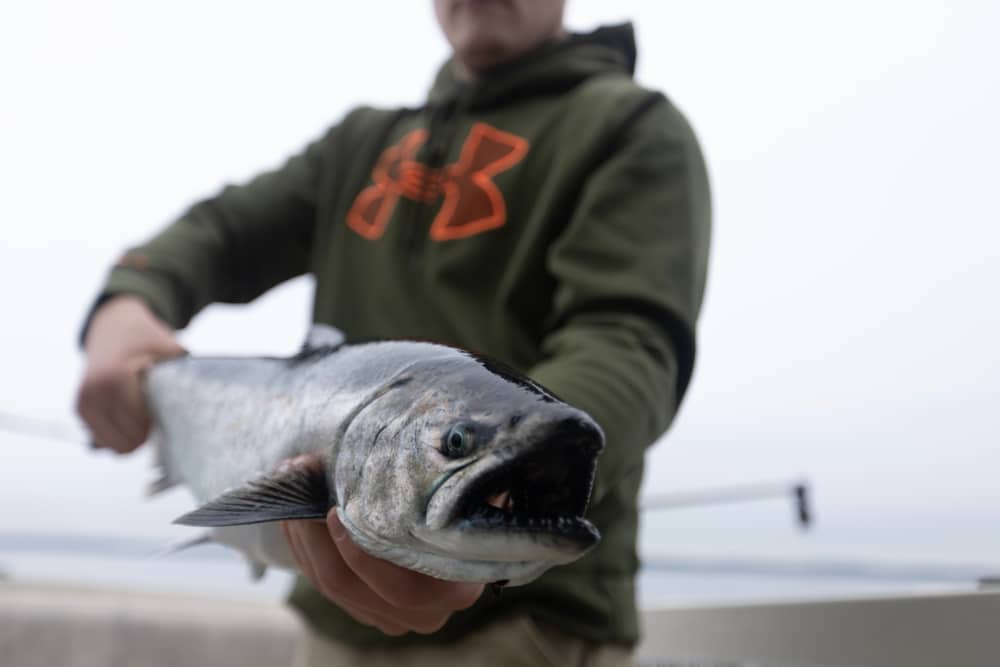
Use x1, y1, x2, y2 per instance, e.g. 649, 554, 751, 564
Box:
527, 94, 711, 503
84, 124, 339, 332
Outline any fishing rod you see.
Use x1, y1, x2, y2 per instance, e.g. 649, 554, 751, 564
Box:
642, 480, 812, 528
0, 410, 85, 444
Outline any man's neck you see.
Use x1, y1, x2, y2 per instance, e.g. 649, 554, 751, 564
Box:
451, 28, 568, 82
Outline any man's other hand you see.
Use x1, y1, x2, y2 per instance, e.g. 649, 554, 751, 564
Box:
77, 296, 186, 453
282, 511, 484, 636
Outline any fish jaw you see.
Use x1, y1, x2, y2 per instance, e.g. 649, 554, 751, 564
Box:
338, 507, 579, 586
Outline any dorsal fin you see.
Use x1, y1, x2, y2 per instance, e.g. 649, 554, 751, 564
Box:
303, 323, 346, 352
291, 323, 346, 363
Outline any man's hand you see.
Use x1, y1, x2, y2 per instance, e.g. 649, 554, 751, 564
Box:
282, 511, 484, 636
77, 296, 186, 453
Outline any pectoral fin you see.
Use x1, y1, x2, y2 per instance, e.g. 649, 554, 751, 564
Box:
174, 458, 333, 527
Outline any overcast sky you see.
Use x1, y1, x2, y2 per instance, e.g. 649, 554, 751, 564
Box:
1, 1, 998, 572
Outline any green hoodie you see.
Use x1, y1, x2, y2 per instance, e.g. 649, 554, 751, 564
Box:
91, 24, 710, 647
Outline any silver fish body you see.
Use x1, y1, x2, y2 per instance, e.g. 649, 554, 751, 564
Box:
146, 325, 604, 586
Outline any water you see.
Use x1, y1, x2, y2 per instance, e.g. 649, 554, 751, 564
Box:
0, 549, 979, 612
0, 524, 987, 609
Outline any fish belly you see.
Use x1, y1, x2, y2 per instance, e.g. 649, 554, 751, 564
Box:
213, 523, 297, 572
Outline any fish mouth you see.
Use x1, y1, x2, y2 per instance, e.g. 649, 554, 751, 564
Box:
447, 417, 603, 550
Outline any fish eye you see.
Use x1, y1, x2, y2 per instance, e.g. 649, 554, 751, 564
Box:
442, 423, 474, 458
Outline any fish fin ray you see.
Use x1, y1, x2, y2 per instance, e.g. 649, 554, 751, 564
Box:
173, 460, 333, 527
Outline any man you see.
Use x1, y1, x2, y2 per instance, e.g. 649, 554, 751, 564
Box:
77, 1, 711, 664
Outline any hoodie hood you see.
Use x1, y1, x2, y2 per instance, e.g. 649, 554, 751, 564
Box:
427, 23, 638, 110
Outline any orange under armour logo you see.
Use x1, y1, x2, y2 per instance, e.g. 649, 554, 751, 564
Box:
346, 123, 529, 241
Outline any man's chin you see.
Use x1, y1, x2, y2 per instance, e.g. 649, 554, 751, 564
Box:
454, 40, 519, 74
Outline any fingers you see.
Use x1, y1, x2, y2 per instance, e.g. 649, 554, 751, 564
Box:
111, 405, 147, 448
77, 296, 185, 454
281, 514, 483, 636
289, 519, 382, 607
77, 395, 133, 452
113, 359, 153, 442
76, 363, 150, 453
281, 521, 409, 637
288, 519, 444, 632
329, 513, 483, 613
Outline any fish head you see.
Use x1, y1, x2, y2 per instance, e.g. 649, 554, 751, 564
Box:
335, 350, 605, 586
